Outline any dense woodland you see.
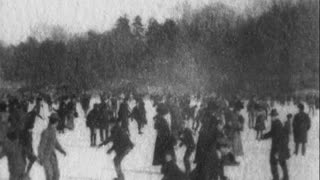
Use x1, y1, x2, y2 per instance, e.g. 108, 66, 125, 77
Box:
0, 0, 319, 96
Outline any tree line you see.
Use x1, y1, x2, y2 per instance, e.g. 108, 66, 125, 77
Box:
0, 0, 318, 96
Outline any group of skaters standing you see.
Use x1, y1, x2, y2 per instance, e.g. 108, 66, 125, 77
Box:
0, 91, 80, 180
0, 89, 318, 180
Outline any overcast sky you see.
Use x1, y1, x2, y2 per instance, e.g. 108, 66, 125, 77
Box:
0, 0, 256, 45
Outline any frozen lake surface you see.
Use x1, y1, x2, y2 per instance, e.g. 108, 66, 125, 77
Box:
0, 99, 319, 180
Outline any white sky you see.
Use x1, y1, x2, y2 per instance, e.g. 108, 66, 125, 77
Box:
0, 0, 255, 45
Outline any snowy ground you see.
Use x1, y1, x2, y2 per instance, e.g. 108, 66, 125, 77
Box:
0, 98, 319, 180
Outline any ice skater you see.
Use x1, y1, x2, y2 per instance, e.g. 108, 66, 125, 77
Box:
261, 109, 289, 180
38, 113, 67, 180
98, 121, 134, 180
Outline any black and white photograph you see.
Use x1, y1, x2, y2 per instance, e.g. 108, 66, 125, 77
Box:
0, 0, 319, 180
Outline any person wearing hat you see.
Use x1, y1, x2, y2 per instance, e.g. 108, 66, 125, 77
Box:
262, 109, 289, 180
38, 113, 67, 180
292, 103, 311, 156
86, 104, 100, 146
224, 100, 244, 157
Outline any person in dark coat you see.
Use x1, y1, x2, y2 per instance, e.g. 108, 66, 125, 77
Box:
130, 97, 147, 134
99, 122, 134, 180
283, 114, 292, 155
0, 132, 28, 180
255, 105, 267, 140
80, 92, 91, 115
194, 102, 219, 164
153, 112, 176, 166
118, 97, 130, 134
179, 121, 195, 175
98, 97, 111, 142
0, 102, 9, 142
161, 153, 187, 180
292, 103, 311, 156
19, 111, 39, 175
203, 139, 230, 180
261, 109, 289, 180
247, 96, 257, 129
169, 98, 184, 138
57, 99, 67, 133
86, 104, 99, 146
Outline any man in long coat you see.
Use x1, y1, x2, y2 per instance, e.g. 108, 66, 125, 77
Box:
292, 104, 311, 156
86, 104, 100, 146
118, 97, 130, 134
262, 109, 289, 180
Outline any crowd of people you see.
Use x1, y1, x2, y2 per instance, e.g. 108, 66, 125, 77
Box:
0, 88, 318, 180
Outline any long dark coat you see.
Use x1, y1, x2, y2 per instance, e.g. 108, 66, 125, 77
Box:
262, 119, 290, 160
153, 115, 176, 166
80, 94, 91, 114
194, 112, 218, 164
98, 102, 111, 129
292, 112, 311, 143
86, 108, 99, 128
118, 102, 130, 130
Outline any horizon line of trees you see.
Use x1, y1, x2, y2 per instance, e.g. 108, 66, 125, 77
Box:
0, 0, 319, 96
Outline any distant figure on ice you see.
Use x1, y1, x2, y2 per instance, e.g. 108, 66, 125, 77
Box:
255, 105, 267, 140
86, 104, 100, 146
247, 95, 257, 129
161, 153, 187, 180
293, 103, 311, 156
225, 101, 244, 157
38, 113, 67, 180
178, 120, 195, 175
117, 94, 130, 134
65, 95, 78, 130
98, 94, 111, 142
99, 121, 134, 180
0, 132, 29, 180
153, 106, 176, 166
262, 109, 290, 180
0, 102, 9, 141
283, 114, 292, 155
130, 96, 147, 134
80, 92, 91, 115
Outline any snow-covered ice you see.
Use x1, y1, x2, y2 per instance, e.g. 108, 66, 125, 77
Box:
0, 98, 319, 180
